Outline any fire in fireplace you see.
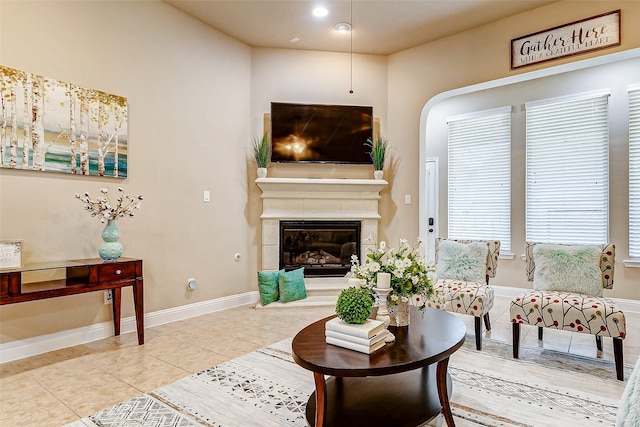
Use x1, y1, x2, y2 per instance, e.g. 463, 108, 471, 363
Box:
279, 220, 361, 277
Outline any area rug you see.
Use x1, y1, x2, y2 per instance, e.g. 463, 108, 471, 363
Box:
67, 335, 629, 427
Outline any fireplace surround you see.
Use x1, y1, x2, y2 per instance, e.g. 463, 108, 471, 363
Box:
256, 177, 387, 282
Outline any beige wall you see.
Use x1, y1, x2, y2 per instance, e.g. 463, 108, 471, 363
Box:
0, 0, 253, 343
423, 54, 640, 299
1, 0, 639, 346
387, 1, 640, 299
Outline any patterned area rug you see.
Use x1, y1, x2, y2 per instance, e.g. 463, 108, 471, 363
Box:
67, 335, 628, 427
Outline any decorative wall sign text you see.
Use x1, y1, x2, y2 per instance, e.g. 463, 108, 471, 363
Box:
511, 10, 620, 69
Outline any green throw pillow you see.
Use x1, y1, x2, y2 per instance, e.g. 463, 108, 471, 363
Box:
533, 244, 602, 296
258, 270, 283, 306
278, 268, 307, 303
436, 240, 488, 283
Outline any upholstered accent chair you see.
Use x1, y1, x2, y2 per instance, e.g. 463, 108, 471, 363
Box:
510, 242, 626, 380
425, 238, 501, 350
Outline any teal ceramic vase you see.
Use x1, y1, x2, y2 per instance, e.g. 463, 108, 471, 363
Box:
99, 219, 124, 262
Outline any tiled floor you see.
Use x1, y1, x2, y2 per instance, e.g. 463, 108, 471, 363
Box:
0, 294, 638, 426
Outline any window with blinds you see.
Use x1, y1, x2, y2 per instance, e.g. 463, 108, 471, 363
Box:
525, 90, 610, 245
447, 106, 511, 252
629, 84, 640, 258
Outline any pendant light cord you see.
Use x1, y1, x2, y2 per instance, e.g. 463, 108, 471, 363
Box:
349, 0, 354, 94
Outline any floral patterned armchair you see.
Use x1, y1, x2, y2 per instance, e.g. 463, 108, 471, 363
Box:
510, 242, 626, 380
425, 238, 500, 350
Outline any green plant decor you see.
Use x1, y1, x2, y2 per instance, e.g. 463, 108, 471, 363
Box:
335, 287, 374, 324
364, 137, 389, 171
252, 133, 270, 168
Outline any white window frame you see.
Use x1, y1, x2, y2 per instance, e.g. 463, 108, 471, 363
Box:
447, 106, 512, 253
628, 83, 640, 261
525, 89, 610, 245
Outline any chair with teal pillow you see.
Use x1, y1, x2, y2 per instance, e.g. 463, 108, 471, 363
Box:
425, 238, 501, 350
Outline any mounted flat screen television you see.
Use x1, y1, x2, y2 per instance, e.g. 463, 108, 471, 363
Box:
270, 102, 373, 164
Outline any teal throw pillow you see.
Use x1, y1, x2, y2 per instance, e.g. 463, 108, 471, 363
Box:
436, 240, 488, 283
533, 244, 602, 296
258, 270, 283, 306
278, 268, 307, 303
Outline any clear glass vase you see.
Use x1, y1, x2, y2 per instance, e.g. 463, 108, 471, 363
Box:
389, 297, 410, 327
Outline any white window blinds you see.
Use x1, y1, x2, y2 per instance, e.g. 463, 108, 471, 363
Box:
447, 106, 511, 252
525, 90, 610, 245
629, 84, 640, 258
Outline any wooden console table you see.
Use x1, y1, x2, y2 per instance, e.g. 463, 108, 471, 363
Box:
0, 258, 144, 345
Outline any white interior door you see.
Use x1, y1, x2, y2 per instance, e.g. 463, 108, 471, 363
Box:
424, 158, 438, 262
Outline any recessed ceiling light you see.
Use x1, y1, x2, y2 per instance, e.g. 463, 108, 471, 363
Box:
335, 22, 351, 33
313, 7, 328, 17
290, 37, 301, 44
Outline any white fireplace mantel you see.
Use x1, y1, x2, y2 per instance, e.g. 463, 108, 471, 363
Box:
256, 177, 387, 198
256, 177, 388, 271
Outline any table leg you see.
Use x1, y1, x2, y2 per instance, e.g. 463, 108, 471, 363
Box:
436, 357, 455, 427
111, 287, 122, 336
133, 278, 145, 345
313, 372, 327, 427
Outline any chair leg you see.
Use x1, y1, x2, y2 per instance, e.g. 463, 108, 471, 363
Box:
595, 335, 603, 352
474, 316, 482, 351
614, 337, 624, 381
483, 313, 491, 331
512, 323, 520, 358
538, 326, 543, 340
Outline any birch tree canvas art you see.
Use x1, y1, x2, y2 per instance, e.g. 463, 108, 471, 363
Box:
0, 65, 128, 178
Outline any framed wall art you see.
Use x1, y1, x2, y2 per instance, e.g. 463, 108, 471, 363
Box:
0, 65, 128, 177
0, 240, 23, 269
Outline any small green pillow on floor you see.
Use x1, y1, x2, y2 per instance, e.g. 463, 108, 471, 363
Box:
278, 268, 307, 303
258, 269, 284, 306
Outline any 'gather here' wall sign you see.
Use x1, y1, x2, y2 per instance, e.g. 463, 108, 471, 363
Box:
511, 10, 620, 69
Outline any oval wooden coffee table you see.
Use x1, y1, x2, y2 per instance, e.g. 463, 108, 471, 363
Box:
291, 306, 466, 427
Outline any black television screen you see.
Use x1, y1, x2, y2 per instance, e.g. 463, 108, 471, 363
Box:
270, 102, 373, 164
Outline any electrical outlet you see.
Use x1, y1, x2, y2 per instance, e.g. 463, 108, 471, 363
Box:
104, 290, 113, 304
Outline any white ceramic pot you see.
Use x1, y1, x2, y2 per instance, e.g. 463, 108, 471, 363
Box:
374, 170, 384, 180
257, 167, 267, 178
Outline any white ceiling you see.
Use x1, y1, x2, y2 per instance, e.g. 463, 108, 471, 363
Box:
164, 0, 557, 55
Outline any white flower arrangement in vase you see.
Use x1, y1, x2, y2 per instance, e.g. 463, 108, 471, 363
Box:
347, 236, 436, 313
75, 187, 143, 223
75, 187, 143, 261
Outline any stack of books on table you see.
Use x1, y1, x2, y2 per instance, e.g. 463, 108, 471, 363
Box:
325, 317, 387, 354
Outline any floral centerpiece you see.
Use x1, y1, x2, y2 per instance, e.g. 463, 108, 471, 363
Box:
75, 188, 143, 261
347, 237, 436, 315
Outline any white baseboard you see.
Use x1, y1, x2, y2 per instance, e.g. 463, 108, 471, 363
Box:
0, 291, 259, 364
2, 286, 638, 363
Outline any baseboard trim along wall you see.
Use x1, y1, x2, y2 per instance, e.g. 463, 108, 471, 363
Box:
1, 286, 638, 363
0, 291, 259, 363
